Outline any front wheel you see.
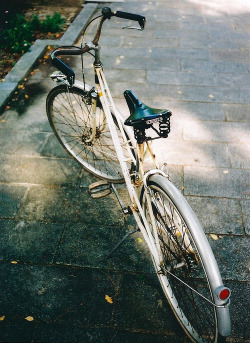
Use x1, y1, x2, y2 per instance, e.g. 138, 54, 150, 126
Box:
46, 84, 131, 183
141, 175, 231, 343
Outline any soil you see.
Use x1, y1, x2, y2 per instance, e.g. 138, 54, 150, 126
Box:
0, 5, 82, 80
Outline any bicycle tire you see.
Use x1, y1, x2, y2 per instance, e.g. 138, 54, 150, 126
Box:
46, 84, 132, 183
141, 174, 230, 343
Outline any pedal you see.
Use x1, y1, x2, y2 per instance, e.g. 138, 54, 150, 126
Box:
88, 181, 112, 199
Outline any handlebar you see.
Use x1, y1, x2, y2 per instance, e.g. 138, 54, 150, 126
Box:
50, 7, 146, 85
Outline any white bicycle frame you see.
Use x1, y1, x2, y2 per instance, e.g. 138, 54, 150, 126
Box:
89, 65, 231, 337
94, 65, 164, 266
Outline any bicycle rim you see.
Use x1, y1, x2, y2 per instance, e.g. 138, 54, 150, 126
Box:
46, 85, 131, 183
141, 178, 219, 343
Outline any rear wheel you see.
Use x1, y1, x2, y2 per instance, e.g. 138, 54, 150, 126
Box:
46, 84, 131, 183
141, 175, 230, 343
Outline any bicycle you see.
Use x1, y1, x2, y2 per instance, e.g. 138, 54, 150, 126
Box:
46, 7, 231, 343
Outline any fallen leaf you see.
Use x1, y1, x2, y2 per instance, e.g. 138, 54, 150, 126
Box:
0, 316, 5, 321
210, 234, 219, 241
25, 95, 29, 99
105, 295, 113, 304
223, 170, 229, 174
181, 186, 184, 191
1, 119, 7, 123
137, 238, 143, 243
11, 261, 18, 264
25, 316, 34, 321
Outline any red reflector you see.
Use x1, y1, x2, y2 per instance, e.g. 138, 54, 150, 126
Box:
219, 288, 230, 300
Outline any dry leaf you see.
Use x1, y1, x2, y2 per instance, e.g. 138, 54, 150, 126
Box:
138, 238, 143, 243
25, 316, 34, 321
210, 234, 219, 241
223, 170, 229, 174
181, 186, 184, 191
11, 261, 18, 264
105, 295, 113, 304
0, 316, 5, 321
1, 119, 7, 123
25, 95, 29, 99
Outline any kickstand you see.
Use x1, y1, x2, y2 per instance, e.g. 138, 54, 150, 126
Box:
107, 228, 139, 259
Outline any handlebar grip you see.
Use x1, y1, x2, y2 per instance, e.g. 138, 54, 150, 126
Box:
115, 11, 146, 29
50, 47, 85, 85
51, 55, 75, 85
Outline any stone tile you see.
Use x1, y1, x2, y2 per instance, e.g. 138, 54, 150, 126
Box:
181, 85, 244, 103
180, 37, 238, 50
17, 185, 125, 226
217, 73, 250, 88
228, 144, 250, 169
147, 70, 216, 86
223, 104, 250, 122
0, 156, 81, 186
171, 102, 225, 121
102, 56, 181, 72
0, 263, 116, 325
151, 47, 210, 60
183, 121, 250, 144
182, 59, 247, 74
0, 184, 27, 219
208, 236, 250, 281
0, 317, 35, 343
225, 280, 250, 342
186, 197, 243, 235
0, 129, 49, 157
153, 140, 230, 168
184, 166, 250, 199
40, 134, 71, 159
0, 219, 63, 263
241, 200, 250, 236
113, 273, 184, 335
55, 222, 153, 273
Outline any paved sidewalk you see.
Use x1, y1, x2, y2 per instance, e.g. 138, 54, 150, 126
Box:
0, 0, 249, 342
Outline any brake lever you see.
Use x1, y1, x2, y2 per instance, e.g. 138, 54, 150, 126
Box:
122, 25, 144, 31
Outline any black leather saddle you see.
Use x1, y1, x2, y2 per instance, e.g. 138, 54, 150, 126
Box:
124, 90, 171, 127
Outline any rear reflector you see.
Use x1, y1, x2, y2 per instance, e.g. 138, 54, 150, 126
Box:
219, 288, 230, 300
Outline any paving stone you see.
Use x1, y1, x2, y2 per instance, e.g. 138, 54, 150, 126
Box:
147, 70, 216, 86
217, 73, 250, 88
153, 140, 230, 168
0, 263, 117, 326
181, 59, 247, 74
40, 134, 71, 159
180, 37, 238, 50
113, 273, 184, 335
241, 200, 250, 236
225, 280, 250, 342
0, 156, 81, 186
170, 101, 225, 121
184, 166, 250, 199
186, 197, 243, 235
208, 236, 250, 281
223, 104, 250, 122
0, 317, 36, 343
17, 185, 125, 226
0, 219, 63, 263
0, 129, 49, 157
55, 222, 153, 273
0, 184, 27, 219
181, 85, 244, 103
183, 121, 250, 144
151, 47, 210, 60
102, 56, 181, 72
228, 144, 250, 169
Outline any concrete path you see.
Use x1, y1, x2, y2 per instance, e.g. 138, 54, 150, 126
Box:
0, 0, 249, 342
